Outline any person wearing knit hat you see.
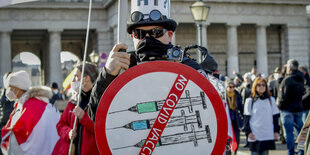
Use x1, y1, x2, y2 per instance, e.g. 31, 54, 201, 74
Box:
5, 70, 31, 102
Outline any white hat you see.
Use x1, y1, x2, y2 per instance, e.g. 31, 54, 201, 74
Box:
7, 70, 31, 91
127, 0, 177, 34
243, 72, 252, 80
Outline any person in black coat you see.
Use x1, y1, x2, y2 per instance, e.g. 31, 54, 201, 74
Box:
299, 66, 310, 87
299, 66, 310, 123
0, 72, 14, 155
277, 59, 305, 155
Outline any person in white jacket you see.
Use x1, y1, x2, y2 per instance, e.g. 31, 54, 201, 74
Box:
243, 77, 280, 155
1, 70, 60, 155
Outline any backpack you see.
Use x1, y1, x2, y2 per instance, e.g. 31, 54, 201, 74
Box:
183, 45, 218, 75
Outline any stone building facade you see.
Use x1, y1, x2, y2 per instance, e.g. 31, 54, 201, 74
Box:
0, 0, 309, 87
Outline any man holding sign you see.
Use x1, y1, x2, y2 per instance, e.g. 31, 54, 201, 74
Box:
88, 0, 211, 123
88, 0, 228, 154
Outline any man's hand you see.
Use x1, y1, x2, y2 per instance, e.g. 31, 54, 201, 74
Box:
274, 132, 279, 141
73, 106, 84, 120
248, 132, 256, 141
105, 43, 130, 76
69, 129, 77, 140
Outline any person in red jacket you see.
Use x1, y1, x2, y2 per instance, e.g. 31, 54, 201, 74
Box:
52, 62, 99, 155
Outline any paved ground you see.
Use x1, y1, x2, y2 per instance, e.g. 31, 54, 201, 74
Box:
237, 132, 288, 155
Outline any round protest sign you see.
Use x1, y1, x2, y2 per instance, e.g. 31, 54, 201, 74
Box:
95, 61, 227, 155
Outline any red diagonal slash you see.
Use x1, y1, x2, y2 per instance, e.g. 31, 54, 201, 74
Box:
139, 74, 189, 155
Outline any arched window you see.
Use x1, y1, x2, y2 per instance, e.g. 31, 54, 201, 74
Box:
61, 51, 79, 80
12, 52, 41, 86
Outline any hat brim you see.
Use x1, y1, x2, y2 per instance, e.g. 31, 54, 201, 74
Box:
127, 19, 177, 34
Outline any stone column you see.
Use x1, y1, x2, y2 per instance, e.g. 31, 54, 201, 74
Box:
226, 24, 239, 78
201, 23, 208, 48
256, 24, 268, 76
285, 25, 309, 67
0, 31, 12, 88
97, 29, 112, 54
47, 30, 63, 88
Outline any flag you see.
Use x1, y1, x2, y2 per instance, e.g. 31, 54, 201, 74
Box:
63, 68, 76, 91
1, 98, 60, 154
223, 100, 238, 153
0, 0, 38, 7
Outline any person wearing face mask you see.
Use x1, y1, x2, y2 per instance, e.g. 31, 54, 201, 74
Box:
1, 70, 60, 155
50, 82, 63, 105
243, 77, 280, 155
87, 0, 217, 122
52, 62, 99, 155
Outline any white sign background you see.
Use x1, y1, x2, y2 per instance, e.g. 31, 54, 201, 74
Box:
95, 61, 227, 155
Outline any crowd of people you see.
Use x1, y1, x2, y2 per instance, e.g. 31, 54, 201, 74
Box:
0, 0, 309, 155
1, 61, 309, 155
224, 59, 310, 155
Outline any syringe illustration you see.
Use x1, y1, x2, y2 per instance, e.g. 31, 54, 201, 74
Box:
107, 110, 202, 131
109, 90, 206, 114
113, 125, 213, 150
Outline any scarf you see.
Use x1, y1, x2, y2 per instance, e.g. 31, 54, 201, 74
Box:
136, 36, 173, 62
253, 92, 269, 103
226, 91, 236, 111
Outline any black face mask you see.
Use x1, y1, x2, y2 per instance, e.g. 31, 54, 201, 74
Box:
136, 36, 173, 62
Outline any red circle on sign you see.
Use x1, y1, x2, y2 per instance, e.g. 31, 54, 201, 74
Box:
95, 61, 227, 155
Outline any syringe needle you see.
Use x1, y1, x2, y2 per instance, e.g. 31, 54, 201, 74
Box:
106, 126, 123, 130
108, 109, 128, 114
113, 145, 133, 150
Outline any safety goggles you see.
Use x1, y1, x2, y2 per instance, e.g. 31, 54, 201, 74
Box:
132, 27, 167, 39
131, 9, 167, 23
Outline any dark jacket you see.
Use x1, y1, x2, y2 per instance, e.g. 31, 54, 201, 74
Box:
273, 77, 285, 100
50, 92, 63, 105
305, 73, 310, 87
0, 89, 14, 128
240, 83, 251, 105
302, 85, 310, 110
277, 70, 305, 112
88, 69, 117, 122
87, 58, 210, 122
268, 80, 277, 97
226, 90, 243, 129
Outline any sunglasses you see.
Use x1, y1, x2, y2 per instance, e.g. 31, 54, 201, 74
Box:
228, 86, 235, 88
132, 27, 167, 39
257, 83, 266, 87
131, 10, 167, 23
